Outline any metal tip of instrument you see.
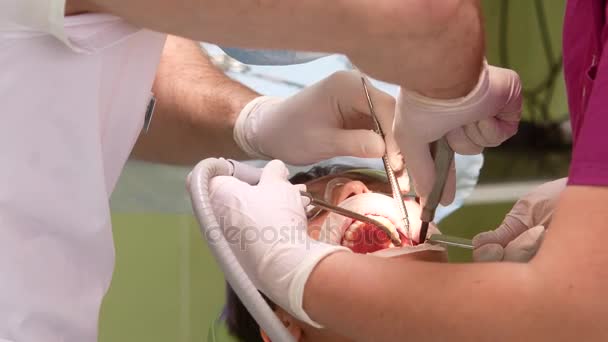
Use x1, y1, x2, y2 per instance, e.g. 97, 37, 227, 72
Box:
419, 221, 429, 244
427, 234, 474, 249
390, 232, 403, 247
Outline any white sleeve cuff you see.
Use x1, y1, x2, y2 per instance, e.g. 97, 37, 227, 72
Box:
287, 245, 351, 329
233, 96, 282, 160
399, 59, 490, 108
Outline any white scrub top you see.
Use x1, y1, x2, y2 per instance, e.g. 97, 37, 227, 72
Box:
0, 1, 166, 341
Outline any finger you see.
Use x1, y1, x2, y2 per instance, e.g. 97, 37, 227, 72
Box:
488, 214, 530, 247
503, 225, 545, 262
329, 129, 386, 159
396, 168, 411, 194
399, 140, 436, 201
439, 157, 456, 205
473, 230, 501, 248
446, 128, 484, 155
473, 212, 535, 249
489, 65, 523, 116
209, 176, 248, 204
387, 144, 405, 172
464, 121, 492, 147
259, 159, 290, 184
473, 243, 504, 262
362, 78, 403, 171
476, 117, 519, 146
338, 71, 404, 170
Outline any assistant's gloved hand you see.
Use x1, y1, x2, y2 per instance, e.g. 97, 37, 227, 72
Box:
473, 178, 567, 262
234, 71, 399, 166
393, 61, 522, 205
209, 160, 350, 326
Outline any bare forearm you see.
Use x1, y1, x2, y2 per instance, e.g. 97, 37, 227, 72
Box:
74, 0, 484, 97
305, 186, 608, 341
132, 36, 255, 165
306, 253, 540, 341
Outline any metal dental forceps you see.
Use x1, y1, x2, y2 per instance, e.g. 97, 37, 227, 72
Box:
418, 140, 474, 249
426, 233, 473, 249
360, 77, 412, 246
300, 191, 403, 247
418, 137, 454, 244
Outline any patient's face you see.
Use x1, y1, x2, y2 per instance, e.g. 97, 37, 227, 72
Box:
305, 173, 445, 257
261, 173, 447, 342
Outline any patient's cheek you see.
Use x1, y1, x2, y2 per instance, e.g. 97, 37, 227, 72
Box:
341, 216, 393, 254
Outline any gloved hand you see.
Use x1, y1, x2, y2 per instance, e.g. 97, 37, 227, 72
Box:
473, 178, 567, 262
209, 160, 350, 326
234, 71, 399, 166
393, 61, 522, 205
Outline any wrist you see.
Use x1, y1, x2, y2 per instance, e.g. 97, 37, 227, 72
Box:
400, 60, 489, 108
287, 246, 351, 328
233, 96, 283, 160
300, 249, 352, 326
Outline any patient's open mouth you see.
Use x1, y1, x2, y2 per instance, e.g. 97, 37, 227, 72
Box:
340, 214, 414, 253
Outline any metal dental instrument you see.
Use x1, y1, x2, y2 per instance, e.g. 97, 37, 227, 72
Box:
427, 234, 474, 249
419, 138, 454, 244
360, 77, 412, 246
300, 191, 403, 247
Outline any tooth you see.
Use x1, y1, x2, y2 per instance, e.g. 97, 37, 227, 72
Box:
342, 240, 354, 248
349, 221, 362, 231
344, 230, 355, 241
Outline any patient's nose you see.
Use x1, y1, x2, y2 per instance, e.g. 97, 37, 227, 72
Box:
329, 180, 370, 205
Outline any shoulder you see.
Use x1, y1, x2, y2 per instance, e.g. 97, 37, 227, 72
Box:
1, 0, 92, 52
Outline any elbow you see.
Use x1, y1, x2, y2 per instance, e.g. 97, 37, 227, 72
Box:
414, 0, 485, 96
428, 0, 485, 95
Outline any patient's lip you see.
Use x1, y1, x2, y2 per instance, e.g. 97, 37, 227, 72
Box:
340, 214, 402, 253
319, 193, 425, 250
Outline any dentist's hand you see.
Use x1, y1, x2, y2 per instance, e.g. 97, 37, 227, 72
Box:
393, 62, 522, 205
209, 160, 350, 326
473, 178, 567, 262
234, 71, 399, 166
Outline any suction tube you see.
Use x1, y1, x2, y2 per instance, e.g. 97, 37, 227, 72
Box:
188, 158, 295, 342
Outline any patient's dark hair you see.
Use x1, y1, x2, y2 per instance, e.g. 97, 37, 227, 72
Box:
222, 164, 357, 342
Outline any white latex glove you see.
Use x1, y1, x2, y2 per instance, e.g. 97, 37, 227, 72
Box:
473, 178, 567, 262
209, 160, 350, 326
234, 71, 399, 166
393, 61, 522, 205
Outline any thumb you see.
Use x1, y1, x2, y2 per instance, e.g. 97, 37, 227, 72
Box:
474, 213, 529, 248
503, 225, 545, 262
328, 129, 386, 159
473, 243, 504, 262
473, 230, 502, 248
259, 160, 290, 184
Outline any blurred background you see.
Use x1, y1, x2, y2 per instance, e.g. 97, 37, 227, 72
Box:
99, 1, 570, 341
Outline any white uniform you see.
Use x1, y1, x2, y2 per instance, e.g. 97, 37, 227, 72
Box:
0, 1, 166, 341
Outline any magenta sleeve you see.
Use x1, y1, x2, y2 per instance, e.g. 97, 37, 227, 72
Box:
569, 50, 608, 186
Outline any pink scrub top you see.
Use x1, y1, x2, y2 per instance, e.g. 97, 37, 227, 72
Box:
564, 0, 608, 185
